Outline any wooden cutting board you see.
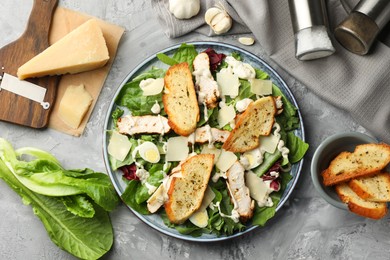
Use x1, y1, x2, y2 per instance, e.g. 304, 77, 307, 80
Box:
0, 0, 59, 128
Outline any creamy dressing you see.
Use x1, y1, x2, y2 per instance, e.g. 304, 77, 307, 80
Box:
272, 122, 290, 161
229, 119, 236, 129
235, 98, 253, 113
211, 201, 240, 223
135, 168, 156, 195
151, 100, 161, 114
275, 97, 283, 110
187, 132, 196, 152
151, 171, 182, 206
211, 171, 227, 182
225, 56, 256, 80
193, 64, 220, 105
203, 101, 209, 122
273, 123, 289, 158
205, 124, 214, 147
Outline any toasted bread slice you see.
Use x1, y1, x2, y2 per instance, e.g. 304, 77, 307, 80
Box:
322, 143, 390, 186
164, 154, 214, 224
163, 62, 200, 136
335, 183, 387, 219
348, 172, 390, 202
222, 96, 276, 153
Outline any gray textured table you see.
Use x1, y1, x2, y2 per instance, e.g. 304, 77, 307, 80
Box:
1, 1, 389, 259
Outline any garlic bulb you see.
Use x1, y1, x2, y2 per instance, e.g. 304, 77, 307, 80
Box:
205, 3, 232, 35
169, 0, 200, 20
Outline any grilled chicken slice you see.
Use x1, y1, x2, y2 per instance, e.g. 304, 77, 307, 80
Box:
188, 125, 230, 144
117, 115, 171, 135
192, 53, 220, 109
226, 161, 255, 222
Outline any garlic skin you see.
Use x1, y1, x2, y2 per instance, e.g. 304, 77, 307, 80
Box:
169, 0, 200, 20
205, 5, 232, 35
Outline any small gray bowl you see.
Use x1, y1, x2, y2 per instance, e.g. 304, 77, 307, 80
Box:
311, 132, 377, 210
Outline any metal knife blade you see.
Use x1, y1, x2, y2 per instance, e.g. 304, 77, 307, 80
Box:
0, 73, 50, 109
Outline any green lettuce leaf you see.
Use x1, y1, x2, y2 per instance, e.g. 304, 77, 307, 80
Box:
115, 67, 165, 116
61, 195, 95, 218
287, 132, 309, 163
121, 180, 150, 215
0, 159, 113, 260
0, 139, 119, 212
172, 43, 198, 69
157, 53, 178, 66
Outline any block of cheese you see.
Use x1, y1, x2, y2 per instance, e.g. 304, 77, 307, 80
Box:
17, 19, 109, 80
58, 84, 93, 129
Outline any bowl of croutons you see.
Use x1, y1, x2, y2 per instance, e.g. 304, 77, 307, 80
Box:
311, 132, 390, 219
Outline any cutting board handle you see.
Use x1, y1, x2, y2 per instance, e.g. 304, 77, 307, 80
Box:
23, 0, 58, 47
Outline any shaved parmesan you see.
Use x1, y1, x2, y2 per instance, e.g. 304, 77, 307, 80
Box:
166, 136, 189, 161
259, 134, 280, 154
217, 105, 236, 128
217, 70, 240, 97
189, 209, 208, 228
245, 171, 271, 203
201, 146, 221, 164
199, 186, 216, 212
147, 184, 165, 213
107, 131, 132, 161
249, 79, 273, 96
216, 150, 237, 172
140, 78, 164, 96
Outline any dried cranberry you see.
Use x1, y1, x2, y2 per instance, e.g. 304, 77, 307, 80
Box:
270, 180, 280, 191
204, 48, 226, 73
120, 163, 139, 181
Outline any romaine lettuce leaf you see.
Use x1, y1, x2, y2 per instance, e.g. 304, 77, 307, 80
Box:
0, 139, 119, 212
287, 131, 309, 163
0, 156, 113, 260
121, 180, 149, 215
115, 67, 165, 116
172, 43, 198, 69
157, 53, 178, 66
61, 195, 95, 218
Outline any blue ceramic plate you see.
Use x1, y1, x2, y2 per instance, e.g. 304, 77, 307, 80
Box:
103, 42, 305, 242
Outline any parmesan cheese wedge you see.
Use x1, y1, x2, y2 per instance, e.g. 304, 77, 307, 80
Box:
58, 84, 93, 129
17, 19, 109, 79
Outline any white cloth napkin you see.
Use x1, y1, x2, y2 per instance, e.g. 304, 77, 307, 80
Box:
152, 0, 390, 143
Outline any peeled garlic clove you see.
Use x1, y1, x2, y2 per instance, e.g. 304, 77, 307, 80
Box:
238, 37, 255, 46
205, 5, 232, 35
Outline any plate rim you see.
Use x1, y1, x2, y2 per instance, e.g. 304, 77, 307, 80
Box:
102, 41, 306, 242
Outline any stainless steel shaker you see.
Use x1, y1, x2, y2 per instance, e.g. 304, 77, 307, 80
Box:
289, 0, 335, 60
334, 0, 390, 55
